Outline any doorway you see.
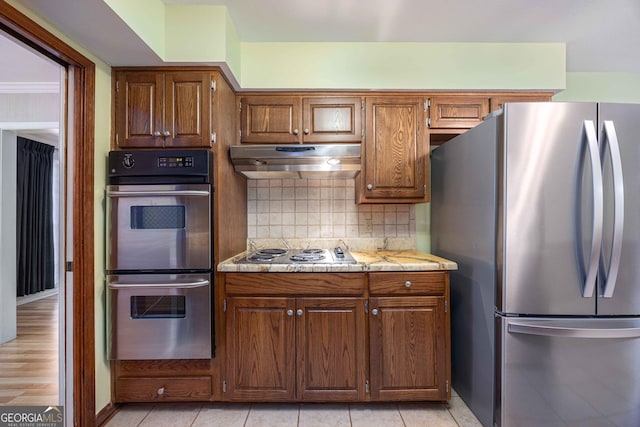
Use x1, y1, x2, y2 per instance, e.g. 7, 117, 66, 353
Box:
0, 3, 96, 425
0, 32, 65, 406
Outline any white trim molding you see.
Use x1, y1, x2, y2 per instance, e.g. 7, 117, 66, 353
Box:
0, 81, 60, 93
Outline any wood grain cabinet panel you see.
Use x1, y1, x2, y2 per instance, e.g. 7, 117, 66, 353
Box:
224, 274, 367, 402
225, 297, 295, 401
114, 70, 212, 148
240, 96, 363, 144
369, 296, 448, 401
359, 96, 428, 203
302, 97, 363, 143
114, 71, 164, 148
429, 96, 489, 129
115, 376, 211, 402
240, 96, 301, 144
297, 298, 367, 401
369, 272, 447, 296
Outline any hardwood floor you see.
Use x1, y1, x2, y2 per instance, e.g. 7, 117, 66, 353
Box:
0, 294, 59, 405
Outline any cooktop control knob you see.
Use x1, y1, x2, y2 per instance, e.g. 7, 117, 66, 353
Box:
122, 154, 135, 169
334, 247, 345, 258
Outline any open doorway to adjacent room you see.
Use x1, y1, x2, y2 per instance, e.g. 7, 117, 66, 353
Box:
0, 31, 65, 407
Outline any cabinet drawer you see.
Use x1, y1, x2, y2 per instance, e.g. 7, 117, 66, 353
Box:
115, 376, 211, 402
225, 273, 366, 295
369, 272, 446, 295
429, 96, 489, 129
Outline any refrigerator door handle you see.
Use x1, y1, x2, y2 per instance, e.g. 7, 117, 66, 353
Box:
582, 120, 604, 298
508, 322, 640, 339
601, 120, 624, 298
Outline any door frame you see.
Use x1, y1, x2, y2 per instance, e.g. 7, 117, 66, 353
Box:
0, 3, 96, 426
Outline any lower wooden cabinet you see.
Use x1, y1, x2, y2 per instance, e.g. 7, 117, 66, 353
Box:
225, 297, 296, 401
224, 271, 450, 403
115, 376, 212, 402
369, 296, 448, 401
225, 295, 367, 401
369, 272, 451, 401
113, 359, 214, 403
297, 298, 367, 401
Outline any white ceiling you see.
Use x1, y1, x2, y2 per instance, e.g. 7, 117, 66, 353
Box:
10, 0, 640, 73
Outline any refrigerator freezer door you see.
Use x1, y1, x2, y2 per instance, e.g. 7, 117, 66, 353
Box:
500, 102, 600, 315
598, 103, 640, 316
498, 316, 640, 427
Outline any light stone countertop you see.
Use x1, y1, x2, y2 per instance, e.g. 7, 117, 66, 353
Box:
217, 249, 457, 272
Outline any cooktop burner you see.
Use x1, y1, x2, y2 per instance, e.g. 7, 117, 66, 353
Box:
238, 247, 356, 265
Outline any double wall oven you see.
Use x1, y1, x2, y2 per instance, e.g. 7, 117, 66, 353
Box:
106, 150, 213, 360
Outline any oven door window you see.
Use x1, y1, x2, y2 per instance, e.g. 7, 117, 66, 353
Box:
130, 295, 186, 319
130, 205, 186, 230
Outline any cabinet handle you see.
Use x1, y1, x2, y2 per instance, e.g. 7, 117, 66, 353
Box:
153, 131, 161, 137
367, 184, 373, 190
297, 309, 303, 316
157, 387, 165, 395
405, 281, 412, 288
303, 128, 309, 135
163, 130, 171, 137
371, 308, 379, 316
292, 128, 299, 135
287, 309, 294, 316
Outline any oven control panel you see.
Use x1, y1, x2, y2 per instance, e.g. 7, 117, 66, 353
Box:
158, 156, 194, 168
108, 150, 212, 184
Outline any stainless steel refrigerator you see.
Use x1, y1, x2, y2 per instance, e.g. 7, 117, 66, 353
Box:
431, 102, 640, 427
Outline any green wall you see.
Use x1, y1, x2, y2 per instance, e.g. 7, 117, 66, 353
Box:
240, 42, 566, 90
554, 72, 640, 103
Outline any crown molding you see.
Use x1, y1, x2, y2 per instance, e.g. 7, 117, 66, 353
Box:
0, 82, 60, 93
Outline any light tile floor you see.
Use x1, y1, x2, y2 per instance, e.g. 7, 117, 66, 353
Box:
104, 390, 482, 427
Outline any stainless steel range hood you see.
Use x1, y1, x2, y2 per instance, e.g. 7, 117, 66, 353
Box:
229, 144, 361, 179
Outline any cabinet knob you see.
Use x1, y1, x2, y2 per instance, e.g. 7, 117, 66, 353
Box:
371, 308, 379, 316
292, 128, 299, 135
153, 131, 161, 137
157, 387, 165, 395
303, 128, 309, 135
287, 309, 294, 316
367, 184, 373, 190
163, 130, 171, 137
297, 309, 303, 316
405, 281, 412, 288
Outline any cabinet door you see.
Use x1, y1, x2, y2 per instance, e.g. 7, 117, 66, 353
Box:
164, 71, 212, 148
240, 96, 301, 143
302, 97, 363, 143
369, 296, 448, 401
429, 96, 489, 129
226, 297, 295, 401
115, 71, 164, 148
296, 298, 366, 401
362, 97, 428, 201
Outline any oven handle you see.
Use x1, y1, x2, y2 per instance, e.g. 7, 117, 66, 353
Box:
106, 190, 210, 197
108, 280, 209, 289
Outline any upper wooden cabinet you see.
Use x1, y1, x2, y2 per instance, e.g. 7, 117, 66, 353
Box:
302, 97, 363, 143
239, 95, 363, 144
114, 70, 213, 148
358, 96, 429, 203
428, 95, 490, 129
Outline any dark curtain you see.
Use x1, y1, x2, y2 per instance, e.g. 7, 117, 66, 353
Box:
16, 137, 55, 297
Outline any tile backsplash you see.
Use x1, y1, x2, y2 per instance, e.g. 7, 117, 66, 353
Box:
247, 179, 415, 239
